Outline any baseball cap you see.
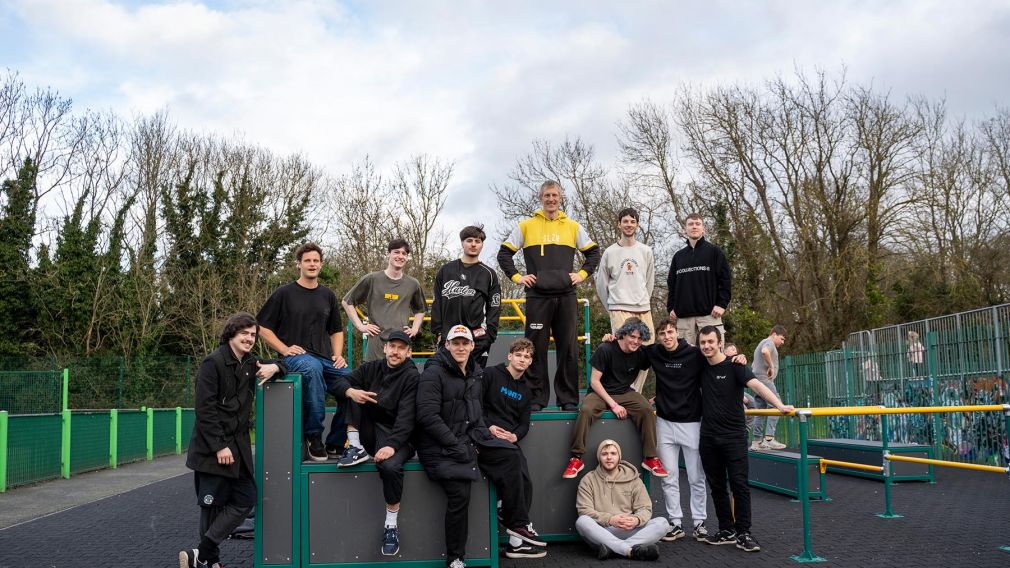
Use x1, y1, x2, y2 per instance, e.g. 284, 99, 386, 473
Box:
383, 330, 412, 346
445, 325, 474, 342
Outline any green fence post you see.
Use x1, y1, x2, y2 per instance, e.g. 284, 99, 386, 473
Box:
791, 411, 824, 562
175, 407, 183, 454
346, 320, 354, 369
583, 299, 591, 391
145, 407, 154, 460
62, 368, 69, 412
1002, 405, 1010, 553
109, 409, 118, 468
0, 410, 8, 492
926, 331, 942, 461
117, 357, 125, 409
877, 413, 902, 519
184, 357, 192, 405
61, 409, 71, 479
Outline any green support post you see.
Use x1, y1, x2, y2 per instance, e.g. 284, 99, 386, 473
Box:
583, 300, 591, 390
926, 332, 941, 462
175, 407, 183, 454
61, 368, 69, 412
791, 411, 825, 563
109, 409, 118, 468
61, 409, 71, 479
346, 320, 355, 369
1, 410, 8, 492
876, 414, 902, 519
145, 407, 154, 461
1001, 406, 1010, 553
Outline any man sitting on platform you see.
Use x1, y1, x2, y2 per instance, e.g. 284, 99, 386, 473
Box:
575, 439, 669, 560
334, 330, 419, 556
562, 317, 668, 479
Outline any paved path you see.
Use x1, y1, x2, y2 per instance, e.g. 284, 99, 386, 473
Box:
0, 460, 1008, 567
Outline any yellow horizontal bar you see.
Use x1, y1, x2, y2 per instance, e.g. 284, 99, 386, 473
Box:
819, 458, 883, 475
745, 404, 1008, 417
886, 454, 1009, 474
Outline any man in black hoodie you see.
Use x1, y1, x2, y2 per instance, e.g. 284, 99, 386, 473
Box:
333, 330, 419, 557
665, 214, 731, 345
416, 326, 545, 568
481, 338, 544, 559
180, 313, 285, 568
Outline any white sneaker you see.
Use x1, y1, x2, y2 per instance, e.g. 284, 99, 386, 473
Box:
763, 437, 786, 450
750, 440, 767, 451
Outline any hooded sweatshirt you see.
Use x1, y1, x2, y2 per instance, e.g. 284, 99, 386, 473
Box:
665, 236, 732, 317
497, 209, 601, 298
575, 440, 653, 528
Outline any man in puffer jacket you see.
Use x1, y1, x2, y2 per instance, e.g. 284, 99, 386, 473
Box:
575, 439, 669, 561
415, 325, 545, 568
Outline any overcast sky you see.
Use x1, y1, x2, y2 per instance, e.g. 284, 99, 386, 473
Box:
3, 0, 1009, 252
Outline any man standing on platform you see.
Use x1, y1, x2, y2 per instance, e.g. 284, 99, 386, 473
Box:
596, 207, 655, 393
665, 214, 731, 345
431, 224, 501, 369
497, 180, 601, 411
257, 242, 348, 462
696, 326, 792, 553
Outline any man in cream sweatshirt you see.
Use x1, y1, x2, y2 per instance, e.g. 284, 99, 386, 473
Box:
595, 208, 656, 392
575, 439, 669, 561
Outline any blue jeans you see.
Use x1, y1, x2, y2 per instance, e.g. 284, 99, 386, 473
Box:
285, 353, 348, 448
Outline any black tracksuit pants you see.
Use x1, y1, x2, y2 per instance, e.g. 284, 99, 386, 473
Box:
525, 293, 580, 408
436, 479, 472, 563
478, 445, 532, 529
699, 434, 751, 534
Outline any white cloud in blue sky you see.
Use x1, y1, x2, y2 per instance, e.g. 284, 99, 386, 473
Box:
3, 0, 1010, 245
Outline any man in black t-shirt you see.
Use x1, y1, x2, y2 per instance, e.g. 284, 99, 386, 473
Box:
696, 326, 792, 553
562, 318, 669, 480
257, 242, 349, 462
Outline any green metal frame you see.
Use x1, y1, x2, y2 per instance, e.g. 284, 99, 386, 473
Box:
791, 412, 826, 562
808, 440, 933, 482
0, 410, 7, 492
747, 450, 827, 500
256, 375, 303, 568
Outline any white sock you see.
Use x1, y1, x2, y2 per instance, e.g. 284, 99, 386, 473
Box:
385, 507, 398, 528
509, 535, 522, 547
348, 430, 361, 448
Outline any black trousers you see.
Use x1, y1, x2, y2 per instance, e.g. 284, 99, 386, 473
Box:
699, 434, 751, 534
345, 403, 414, 505
525, 294, 580, 408
436, 479, 473, 563
195, 472, 256, 561
477, 445, 532, 529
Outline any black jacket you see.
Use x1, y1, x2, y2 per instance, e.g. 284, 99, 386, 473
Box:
431, 259, 502, 352
665, 237, 732, 317
186, 345, 286, 479
414, 349, 513, 481
481, 363, 532, 441
334, 358, 418, 451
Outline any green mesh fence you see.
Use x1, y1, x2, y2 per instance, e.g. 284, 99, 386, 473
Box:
116, 410, 147, 465
181, 409, 195, 450
0, 371, 62, 414
70, 411, 111, 474
6, 414, 61, 488
152, 409, 176, 457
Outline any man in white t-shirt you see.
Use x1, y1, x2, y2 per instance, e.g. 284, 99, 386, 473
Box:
596, 208, 655, 393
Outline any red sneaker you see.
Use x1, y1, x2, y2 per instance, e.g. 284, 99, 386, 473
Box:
641, 457, 669, 477
562, 456, 585, 478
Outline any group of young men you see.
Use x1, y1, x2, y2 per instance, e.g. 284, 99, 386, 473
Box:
180, 179, 794, 568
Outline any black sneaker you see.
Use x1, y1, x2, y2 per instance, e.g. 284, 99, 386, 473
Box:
662, 524, 684, 541
381, 527, 400, 556
505, 542, 547, 558
337, 445, 370, 467
507, 523, 546, 547
596, 544, 611, 560
629, 543, 660, 561
561, 403, 579, 412
531, 404, 544, 412
704, 529, 737, 545
178, 549, 206, 568
325, 444, 343, 459
306, 436, 327, 462
736, 532, 761, 552
692, 522, 709, 541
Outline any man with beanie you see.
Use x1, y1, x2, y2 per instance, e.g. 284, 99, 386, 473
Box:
333, 330, 419, 556
575, 439, 669, 561
180, 313, 285, 568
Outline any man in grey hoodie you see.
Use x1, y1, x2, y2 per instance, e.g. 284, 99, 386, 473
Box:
574, 439, 670, 561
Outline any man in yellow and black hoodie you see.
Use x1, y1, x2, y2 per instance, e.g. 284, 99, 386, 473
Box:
497, 180, 601, 411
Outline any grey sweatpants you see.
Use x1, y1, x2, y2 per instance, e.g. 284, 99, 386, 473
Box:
575, 515, 670, 557
751, 378, 781, 440
655, 418, 707, 527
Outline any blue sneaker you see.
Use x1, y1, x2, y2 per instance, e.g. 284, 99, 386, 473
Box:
381, 527, 400, 556
337, 445, 369, 467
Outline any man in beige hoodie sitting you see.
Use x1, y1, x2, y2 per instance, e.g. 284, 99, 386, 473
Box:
575, 439, 670, 561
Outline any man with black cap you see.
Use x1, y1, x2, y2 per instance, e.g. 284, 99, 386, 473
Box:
333, 329, 420, 556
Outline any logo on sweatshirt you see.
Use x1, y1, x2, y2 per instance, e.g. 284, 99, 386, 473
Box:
530, 323, 544, 330
441, 280, 477, 300
620, 257, 640, 275
490, 293, 501, 307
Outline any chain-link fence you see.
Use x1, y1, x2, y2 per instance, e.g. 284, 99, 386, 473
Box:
781, 304, 1010, 467
0, 370, 63, 414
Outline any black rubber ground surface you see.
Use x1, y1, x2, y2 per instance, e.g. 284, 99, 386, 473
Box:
1, 466, 1007, 567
